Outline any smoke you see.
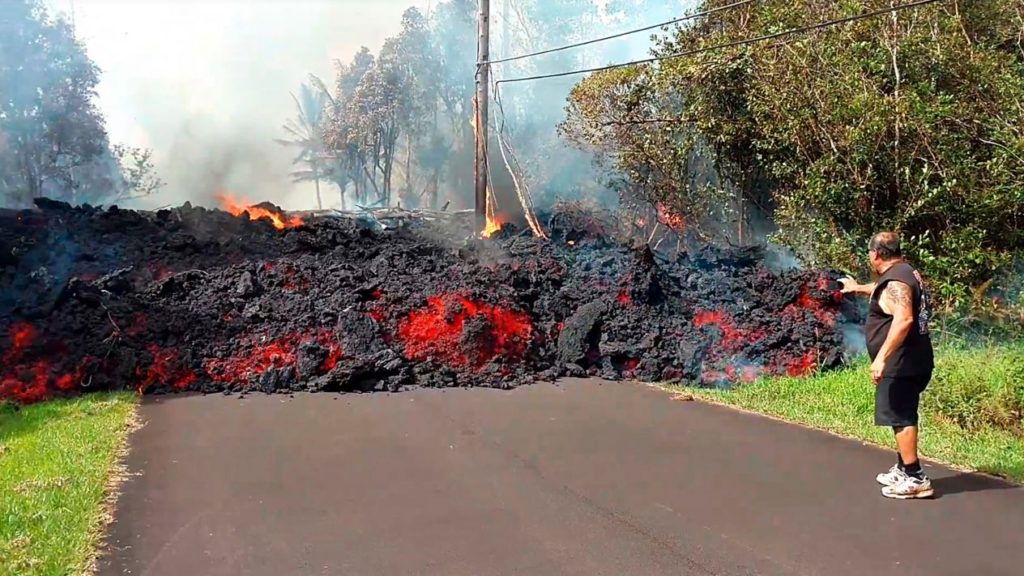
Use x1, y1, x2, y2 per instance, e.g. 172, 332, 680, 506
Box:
488, 0, 702, 215
840, 321, 867, 358
46, 0, 424, 211
40, 0, 707, 216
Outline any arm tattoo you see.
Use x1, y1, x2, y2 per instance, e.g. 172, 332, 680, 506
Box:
884, 282, 913, 311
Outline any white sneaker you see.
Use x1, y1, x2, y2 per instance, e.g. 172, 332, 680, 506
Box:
882, 475, 935, 499
876, 464, 908, 487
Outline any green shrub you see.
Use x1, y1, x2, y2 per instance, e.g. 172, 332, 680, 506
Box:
922, 344, 1024, 435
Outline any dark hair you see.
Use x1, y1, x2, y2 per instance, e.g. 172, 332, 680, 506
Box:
869, 232, 902, 261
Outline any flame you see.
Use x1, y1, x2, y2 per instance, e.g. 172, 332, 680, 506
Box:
482, 214, 503, 238
216, 191, 303, 230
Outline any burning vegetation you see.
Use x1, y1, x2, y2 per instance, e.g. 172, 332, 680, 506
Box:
0, 198, 858, 404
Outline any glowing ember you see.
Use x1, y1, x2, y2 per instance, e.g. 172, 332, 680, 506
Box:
216, 191, 303, 230
656, 203, 686, 231
398, 295, 532, 368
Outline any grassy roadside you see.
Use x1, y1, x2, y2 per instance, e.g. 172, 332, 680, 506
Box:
0, 393, 138, 576
666, 344, 1024, 482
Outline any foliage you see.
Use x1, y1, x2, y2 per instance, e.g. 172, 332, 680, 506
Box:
322, 8, 443, 208
0, 0, 162, 208
670, 342, 1024, 481
276, 81, 331, 209
316, 0, 656, 213
923, 343, 1024, 435
563, 0, 1024, 310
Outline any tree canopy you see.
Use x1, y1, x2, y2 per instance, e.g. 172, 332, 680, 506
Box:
0, 0, 162, 207
562, 0, 1024, 312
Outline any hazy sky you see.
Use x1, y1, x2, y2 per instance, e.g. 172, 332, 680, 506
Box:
45, 0, 425, 210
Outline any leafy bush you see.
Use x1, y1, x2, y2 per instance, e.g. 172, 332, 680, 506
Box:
562, 0, 1024, 312
923, 343, 1024, 435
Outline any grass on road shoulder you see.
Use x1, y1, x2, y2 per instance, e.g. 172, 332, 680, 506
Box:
668, 344, 1024, 482
0, 393, 137, 576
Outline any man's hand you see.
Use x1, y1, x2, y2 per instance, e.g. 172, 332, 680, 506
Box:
839, 277, 876, 296
871, 356, 886, 385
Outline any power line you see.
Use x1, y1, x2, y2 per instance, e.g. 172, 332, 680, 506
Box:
496, 0, 945, 84
487, 0, 758, 65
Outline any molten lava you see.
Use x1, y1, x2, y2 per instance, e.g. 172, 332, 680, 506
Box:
1, 323, 94, 403
398, 295, 532, 368
693, 309, 766, 349
217, 191, 303, 230
783, 280, 840, 328
202, 330, 341, 385
136, 345, 196, 393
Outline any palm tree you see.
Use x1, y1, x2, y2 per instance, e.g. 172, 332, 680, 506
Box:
275, 81, 329, 210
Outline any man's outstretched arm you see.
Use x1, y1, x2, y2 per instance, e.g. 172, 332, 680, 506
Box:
839, 277, 877, 296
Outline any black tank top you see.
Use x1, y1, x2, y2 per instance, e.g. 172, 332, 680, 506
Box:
866, 262, 934, 376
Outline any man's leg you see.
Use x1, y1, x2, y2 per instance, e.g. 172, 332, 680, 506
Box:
882, 378, 933, 498
894, 426, 919, 472
875, 378, 909, 486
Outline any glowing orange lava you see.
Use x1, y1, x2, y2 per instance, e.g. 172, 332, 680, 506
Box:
398, 295, 532, 368
1, 323, 95, 403
201, 329, 341, 385
216, 191, 303, 230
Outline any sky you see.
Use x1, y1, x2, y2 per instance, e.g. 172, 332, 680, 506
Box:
45, 0, 425, 210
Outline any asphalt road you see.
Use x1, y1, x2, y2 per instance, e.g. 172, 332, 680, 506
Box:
98, 379, 1024, 576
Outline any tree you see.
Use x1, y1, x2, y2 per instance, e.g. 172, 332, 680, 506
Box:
0, 0, 163, 207
563, 0, 1024, 310
276, 81, 330, 210
0, 0, 107, 205
325, 48, 376, 206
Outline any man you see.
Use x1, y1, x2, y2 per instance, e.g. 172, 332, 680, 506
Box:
839, 231, 935, 499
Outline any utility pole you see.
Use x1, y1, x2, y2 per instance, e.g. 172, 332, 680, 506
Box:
474, 0, 490, 231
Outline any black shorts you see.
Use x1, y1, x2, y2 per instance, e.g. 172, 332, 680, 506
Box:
875, 372, 931, 427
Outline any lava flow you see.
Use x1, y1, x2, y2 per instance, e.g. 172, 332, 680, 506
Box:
0, 198, 854, 404
216, 191, 303, 230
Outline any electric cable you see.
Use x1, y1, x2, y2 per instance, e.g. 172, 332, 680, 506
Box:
487, 0, 759, 65
495, 0, 945, 84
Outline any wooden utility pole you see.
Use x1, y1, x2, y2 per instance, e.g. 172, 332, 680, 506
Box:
474, 0, 490, 230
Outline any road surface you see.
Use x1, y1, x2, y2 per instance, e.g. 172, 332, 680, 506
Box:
98, 379, 1024, 576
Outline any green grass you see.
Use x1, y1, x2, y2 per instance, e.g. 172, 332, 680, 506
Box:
0, 393, 138, 576
668, 344, 1024, 482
